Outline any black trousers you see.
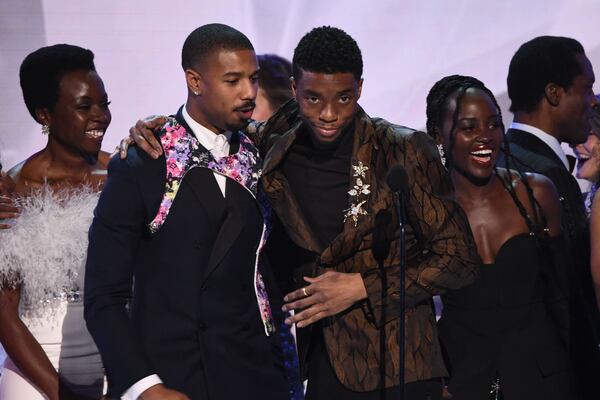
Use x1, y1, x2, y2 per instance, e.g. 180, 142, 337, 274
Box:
305, 330, 442, 400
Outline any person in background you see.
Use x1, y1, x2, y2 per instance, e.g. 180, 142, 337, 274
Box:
0, 44, 110, 400
253, 54, 293, 121
499, 36, 600, 398
573, 96, 600, 313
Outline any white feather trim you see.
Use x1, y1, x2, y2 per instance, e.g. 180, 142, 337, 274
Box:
0, 187, 99, 315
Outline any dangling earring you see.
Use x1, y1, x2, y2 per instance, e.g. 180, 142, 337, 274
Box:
437, 143, 446, 166
41, 124, 50, 136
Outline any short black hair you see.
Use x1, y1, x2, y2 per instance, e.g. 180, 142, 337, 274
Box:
258, 54, 293, 110
181, 23, 254, 70
426, 74, 504, 169
19, 44, 96, 121
507, 36, 585, 113
292, 26, 363, 81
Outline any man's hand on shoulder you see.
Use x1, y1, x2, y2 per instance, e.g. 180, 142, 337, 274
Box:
119, 115, 167, 160
140, 384, 190, 400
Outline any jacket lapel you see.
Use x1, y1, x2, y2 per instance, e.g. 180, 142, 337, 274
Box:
261, 102, 385, 264
320, 110, 384, 266
262, 121, 324, 255
506, 128, 567, 170
202, 179, 246, 282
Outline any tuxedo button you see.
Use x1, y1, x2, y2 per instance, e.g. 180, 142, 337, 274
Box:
198, 322, 207, 331
193, 240, 203, 249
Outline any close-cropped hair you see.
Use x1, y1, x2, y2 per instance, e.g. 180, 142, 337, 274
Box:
507, 36, 585, 113
258, 54, 293, 110
292, 26, 363, 81
19, 44, 96, 122
181, 23, 254, 71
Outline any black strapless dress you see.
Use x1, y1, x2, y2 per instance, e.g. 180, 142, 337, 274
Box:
438, 233, 574, 400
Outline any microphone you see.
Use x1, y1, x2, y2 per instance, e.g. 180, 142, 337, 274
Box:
372, 209, 392, 265
386, 165, 408, 400
386, 165, 408, 195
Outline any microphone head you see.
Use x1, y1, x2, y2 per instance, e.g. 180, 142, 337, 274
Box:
386, 165, 408, 194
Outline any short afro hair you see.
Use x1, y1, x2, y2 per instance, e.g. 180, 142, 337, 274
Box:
181, 23, 254, 70
258, 54, 293, 110
292, 26, 363, 81
19, 44, 96, 122
507, 36, 585, 113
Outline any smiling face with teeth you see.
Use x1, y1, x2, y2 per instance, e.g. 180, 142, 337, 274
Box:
38, 69, 111, 157
573, 132, 600, 181
441, 87, 504, 182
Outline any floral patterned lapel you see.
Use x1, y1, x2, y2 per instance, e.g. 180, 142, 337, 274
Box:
148, 116, 275, 335
149, 117, 262, 233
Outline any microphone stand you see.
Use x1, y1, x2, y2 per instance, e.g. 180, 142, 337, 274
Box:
392, 190, 406, 400
372, 210, 390, 400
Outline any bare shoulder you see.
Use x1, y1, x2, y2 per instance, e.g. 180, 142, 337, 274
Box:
7, 150, 45, 185
522, 171, 561, 234
521, 171, 560, 204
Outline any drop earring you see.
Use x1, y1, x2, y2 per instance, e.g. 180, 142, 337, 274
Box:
41, 124, 50, 135
437, 143, 446, 166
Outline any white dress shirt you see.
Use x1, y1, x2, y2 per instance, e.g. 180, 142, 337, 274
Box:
510, 122, 570, 170
122, 105, 232, 400
183, 104, 232, 196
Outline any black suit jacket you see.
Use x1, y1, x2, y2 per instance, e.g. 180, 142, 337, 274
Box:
84, 114, 288, 399
500, 128, 600, 397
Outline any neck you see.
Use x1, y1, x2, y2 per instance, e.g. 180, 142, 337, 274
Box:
513, 111, 560, 141
43, 136, 97, 172
185, 98, 223, 135
451, 168, 496, 203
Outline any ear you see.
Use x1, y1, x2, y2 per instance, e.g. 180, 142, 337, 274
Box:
290, 76, 298, 99
544, 83, 562, 107
185, 68, 203, 96
356, 78, 364, 100
35, 108, 51, 126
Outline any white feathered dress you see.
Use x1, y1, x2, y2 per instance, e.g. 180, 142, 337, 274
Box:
0, 187, 104, 399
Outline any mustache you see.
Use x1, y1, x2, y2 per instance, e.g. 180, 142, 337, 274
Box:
234, 101, 256, 111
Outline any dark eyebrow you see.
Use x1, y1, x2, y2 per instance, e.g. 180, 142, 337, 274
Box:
222, 68, 260, 78
222, 72, 242, 78
303, 89, 321, 97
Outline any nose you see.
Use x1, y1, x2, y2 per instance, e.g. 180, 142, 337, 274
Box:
241, 78, 258, 101
92, 104, 111, 125
319, 103, 338, 123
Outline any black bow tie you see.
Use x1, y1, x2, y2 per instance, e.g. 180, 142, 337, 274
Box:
567, 154, 576, 173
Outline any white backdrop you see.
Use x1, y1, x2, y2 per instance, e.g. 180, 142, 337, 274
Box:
1, 0, 599, 170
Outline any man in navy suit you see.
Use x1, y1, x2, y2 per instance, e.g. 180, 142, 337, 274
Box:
84, 24, 292, 400
500, 35, 599, 399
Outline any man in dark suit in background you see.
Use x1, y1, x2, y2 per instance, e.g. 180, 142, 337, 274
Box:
84, 24, 291, 400
500, 35, 600, 398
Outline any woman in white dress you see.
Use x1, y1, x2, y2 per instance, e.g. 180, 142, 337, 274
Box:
0, 44, 111, 399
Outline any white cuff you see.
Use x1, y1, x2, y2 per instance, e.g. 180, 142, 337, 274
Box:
121, 374, 163, 400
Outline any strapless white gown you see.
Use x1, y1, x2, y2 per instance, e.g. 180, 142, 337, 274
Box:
0, 188, 104, 399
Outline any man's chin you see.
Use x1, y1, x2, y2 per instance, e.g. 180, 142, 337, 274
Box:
310, 127, 342, 143
226, 119, 250, 132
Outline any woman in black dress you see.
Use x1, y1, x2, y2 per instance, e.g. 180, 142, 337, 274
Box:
426, 75, 575, 399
